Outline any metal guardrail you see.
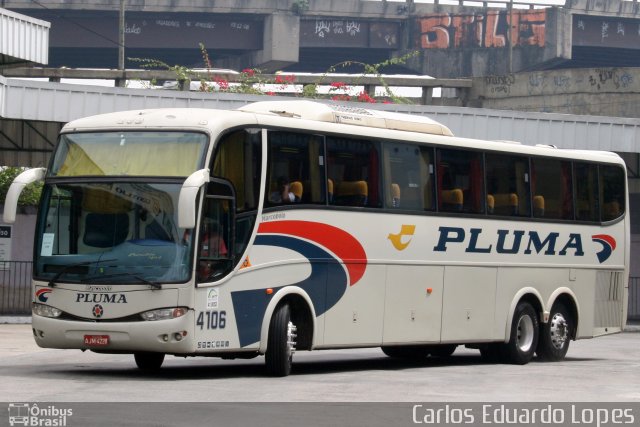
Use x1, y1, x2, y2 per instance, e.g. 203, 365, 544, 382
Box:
1, 262, 639, 320
0, 261, 32, 316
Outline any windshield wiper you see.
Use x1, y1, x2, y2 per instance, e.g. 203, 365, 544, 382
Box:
85, 273, 162, 289
47, 258, 117, 288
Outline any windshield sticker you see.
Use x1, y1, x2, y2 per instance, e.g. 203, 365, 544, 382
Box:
41, 233, 55, 256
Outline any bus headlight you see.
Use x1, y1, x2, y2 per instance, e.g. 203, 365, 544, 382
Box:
140, 307, 188, 321
32, 303, 62, 318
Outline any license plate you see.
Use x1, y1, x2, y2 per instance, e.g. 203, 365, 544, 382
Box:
83, 335, 109, 346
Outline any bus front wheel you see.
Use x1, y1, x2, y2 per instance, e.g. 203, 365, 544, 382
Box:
502, 301, 539, 365
134, 352, 165, 371
265, 303, 297, 377
537, 303, 572, 361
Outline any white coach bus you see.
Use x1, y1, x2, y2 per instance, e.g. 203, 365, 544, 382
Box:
3, 101, 628, 376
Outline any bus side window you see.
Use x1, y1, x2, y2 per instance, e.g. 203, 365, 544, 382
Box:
531, 158, 573, 220
436, 148, 484, 214
265, 132, 326, 207
600, 164, 626, 221
382, 142, 433, 211
574, 162, 599, 222
327, 137, 381, 208
485, 153, 530, 217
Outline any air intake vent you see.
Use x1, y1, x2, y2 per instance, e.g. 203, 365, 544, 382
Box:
594, 271, 624, 329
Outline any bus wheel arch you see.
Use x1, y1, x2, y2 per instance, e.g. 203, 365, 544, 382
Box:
259, 287, 316, 354
505, 289, 544, 342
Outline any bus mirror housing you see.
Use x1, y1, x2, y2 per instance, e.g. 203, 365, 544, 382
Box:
178, 169, 210, 229
2, 167, 46, 224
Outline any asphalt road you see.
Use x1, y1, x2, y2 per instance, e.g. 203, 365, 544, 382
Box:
1, 324, 639, 403
2, 324, 640, 426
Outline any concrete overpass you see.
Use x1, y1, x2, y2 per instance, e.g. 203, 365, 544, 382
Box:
3, 0, 640, 77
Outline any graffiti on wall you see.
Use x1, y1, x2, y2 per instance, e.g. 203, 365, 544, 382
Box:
417, 10, 545, 49
573, 15, 640, 49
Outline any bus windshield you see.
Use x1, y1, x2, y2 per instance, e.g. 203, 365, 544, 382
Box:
34, 182, 194, 285
49, 131, 207, 177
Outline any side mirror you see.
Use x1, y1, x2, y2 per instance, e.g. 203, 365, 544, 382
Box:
178, 169, 210, 229
3, 167, 46, 223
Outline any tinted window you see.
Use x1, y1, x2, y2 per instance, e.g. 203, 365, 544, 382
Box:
574, 163, 599, 222
531, 158, 573, 220
486, 153, 530, 217
327, 137, 381, 208
383, 142, 435, 210
600, 164, 626, 221
265, 132, 326, 207
436, 149, 484, 214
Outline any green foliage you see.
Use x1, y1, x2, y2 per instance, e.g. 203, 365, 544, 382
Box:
0, 167, 43, 206
291, 0, 309, 15
129, 47, 421, 104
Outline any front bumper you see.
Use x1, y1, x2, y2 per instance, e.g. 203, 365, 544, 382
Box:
32, 310, 196, 354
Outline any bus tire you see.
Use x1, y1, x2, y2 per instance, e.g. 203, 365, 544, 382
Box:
537, 303, 572, 361
134, 352, 164, 371
265, 303, 297, 377
381, 345, 430, 359
502, 301, 539, 365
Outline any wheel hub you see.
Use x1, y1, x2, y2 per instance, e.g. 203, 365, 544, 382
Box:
286, 321, 297, 358
549, 312, 568, 350
516, 314, 535, 352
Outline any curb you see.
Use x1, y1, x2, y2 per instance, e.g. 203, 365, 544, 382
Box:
0, 316, 31, 324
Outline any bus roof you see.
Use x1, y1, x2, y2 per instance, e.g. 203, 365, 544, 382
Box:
238, 100, 454, 137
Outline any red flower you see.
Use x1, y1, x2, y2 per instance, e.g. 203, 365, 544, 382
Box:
357, 91, 376, 103
266, 91, 276, 96
242, 68, 256, 77
215, 77, 229, 90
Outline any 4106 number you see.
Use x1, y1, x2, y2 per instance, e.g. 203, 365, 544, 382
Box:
197, 310, 227, 330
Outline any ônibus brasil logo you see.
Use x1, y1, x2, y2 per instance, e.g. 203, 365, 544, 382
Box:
7, 403, 73, 426
35, 289, 52, 303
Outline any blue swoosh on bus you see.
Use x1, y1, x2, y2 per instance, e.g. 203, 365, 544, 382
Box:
592, 234, 616, 263
231, 220, 367, 347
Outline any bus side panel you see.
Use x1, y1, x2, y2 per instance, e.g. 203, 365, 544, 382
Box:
322, 264, 386, 347
382, 265, 444, 344
440, 266, 498, 343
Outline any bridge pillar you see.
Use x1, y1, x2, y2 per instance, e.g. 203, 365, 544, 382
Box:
249, 13, 300, 73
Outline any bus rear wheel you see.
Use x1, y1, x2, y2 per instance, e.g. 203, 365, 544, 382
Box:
502, 301, 539, 365
265, 303, 297, 377
537, 303, 572, 361
134, 352, 165, 371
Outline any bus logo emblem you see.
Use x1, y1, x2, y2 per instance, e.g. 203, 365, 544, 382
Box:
592, 234, 616, 263
36, 288, 52, 303
92, 304, 104, 318
388, 225, 416, 251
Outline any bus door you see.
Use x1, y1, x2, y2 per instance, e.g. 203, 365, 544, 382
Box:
196, 179, 235, 283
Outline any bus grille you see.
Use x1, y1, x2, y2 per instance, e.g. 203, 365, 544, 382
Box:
594, 271, 624, 328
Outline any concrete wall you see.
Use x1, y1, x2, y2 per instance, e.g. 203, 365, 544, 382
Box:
468, 67, 640, 117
